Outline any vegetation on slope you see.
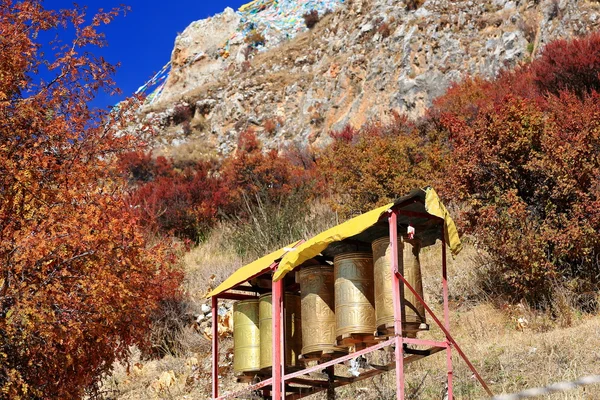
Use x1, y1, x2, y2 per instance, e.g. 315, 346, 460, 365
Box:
103, 30, 600, 398
126, 31, 600, 309
0, 2, 181, 398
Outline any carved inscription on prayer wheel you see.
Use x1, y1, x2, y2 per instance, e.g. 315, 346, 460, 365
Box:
297, 265, 344, 355
233, 299, 260, 373
372, 236, 426, 336
333, 252, 376, 338
259, 293, 302, 370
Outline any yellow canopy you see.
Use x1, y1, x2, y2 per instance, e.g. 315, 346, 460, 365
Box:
425, 187, 462, 256
207, 241, 300, 298
272, 202, 394, 282
208, 187, 462, 293
273, 187, 462, 282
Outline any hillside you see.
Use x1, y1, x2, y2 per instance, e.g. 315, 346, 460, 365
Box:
100, 1, 600, 399
138, 0, 600, 162
6, 1, 600, 398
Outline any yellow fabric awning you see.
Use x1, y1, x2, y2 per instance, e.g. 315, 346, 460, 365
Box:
209, 187, 462, 291
273, 202, 394, 282
273, 187, 462, 282
207, 241, 300, 298
424, 187, 463, 256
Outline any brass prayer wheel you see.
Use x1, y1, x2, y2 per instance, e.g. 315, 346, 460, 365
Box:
297, 265, 344, 355
233, 299, 260, 373
259, 293, 302, 370
372, 236, 426, 336
334, 252, 376, 338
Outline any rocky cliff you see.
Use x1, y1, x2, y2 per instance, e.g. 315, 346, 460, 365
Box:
141, 0, 600, 162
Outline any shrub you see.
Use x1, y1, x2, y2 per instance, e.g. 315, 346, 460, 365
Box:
120, 133, 320, 244
407, 30, 600, 306
438, 85, 600, 305
318, 120, 447, 217
220, 130, 317, 211
126, 157, 225, 243
263, 117, 278, 134
118, 151, 156, 183
530, 32, 600, 98
171, 102, 194, 125
225, 192, 310, 259
245, 30, 265, 47
303, 10, 320, 29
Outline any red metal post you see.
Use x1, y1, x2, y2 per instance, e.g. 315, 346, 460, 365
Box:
441, 230, 454, 399
212, 296, 219, 399
272, 278, 283, 400
392, 262, 493, 397
389, 210, 405, 400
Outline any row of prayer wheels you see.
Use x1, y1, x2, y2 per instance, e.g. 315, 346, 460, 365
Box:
233, 236, 426, 373
232, 294, 301, 372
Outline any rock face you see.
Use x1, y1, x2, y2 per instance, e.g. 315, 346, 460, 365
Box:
160, 7, 241, 104
142, 0, 600, 162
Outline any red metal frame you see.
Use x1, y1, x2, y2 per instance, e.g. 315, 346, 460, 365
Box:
211, 206, 493, 399
389, 210, 405, 399
212, 295, 219, 398
442, 231, 454, 397
273, 278, 283, 399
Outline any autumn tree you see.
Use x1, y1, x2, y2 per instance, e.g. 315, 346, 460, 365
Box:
435, 32, 600, 304
318, 119, 447, 217
0, 2, 181, 398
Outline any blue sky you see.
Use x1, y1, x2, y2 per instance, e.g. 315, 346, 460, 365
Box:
43, 0, 249, 109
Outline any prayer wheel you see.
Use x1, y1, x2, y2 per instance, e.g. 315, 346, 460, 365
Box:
233, 299, 260, 373
334, 252, 376, 338
297, 265, 344, 355
372, 236, 426, 337
259, 293, 302, 370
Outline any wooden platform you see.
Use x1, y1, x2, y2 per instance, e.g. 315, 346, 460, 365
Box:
375, 322, 430, 340
299, 349, 347, 363
336, 333, 378, 352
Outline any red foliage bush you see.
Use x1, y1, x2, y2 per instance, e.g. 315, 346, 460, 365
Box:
530, 32, 600, 98
303, 10, 319, 29
434, 32, 600, 304
121, 153, 224, 242
120, 132, 320, 242
321, 31, 600, 305
220, 130, 317, 210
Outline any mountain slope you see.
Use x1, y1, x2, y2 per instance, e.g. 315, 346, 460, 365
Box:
141, 0, 600, 161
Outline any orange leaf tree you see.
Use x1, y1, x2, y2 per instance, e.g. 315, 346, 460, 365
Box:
318, 120, 447, 217
0, 1, 181, 398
